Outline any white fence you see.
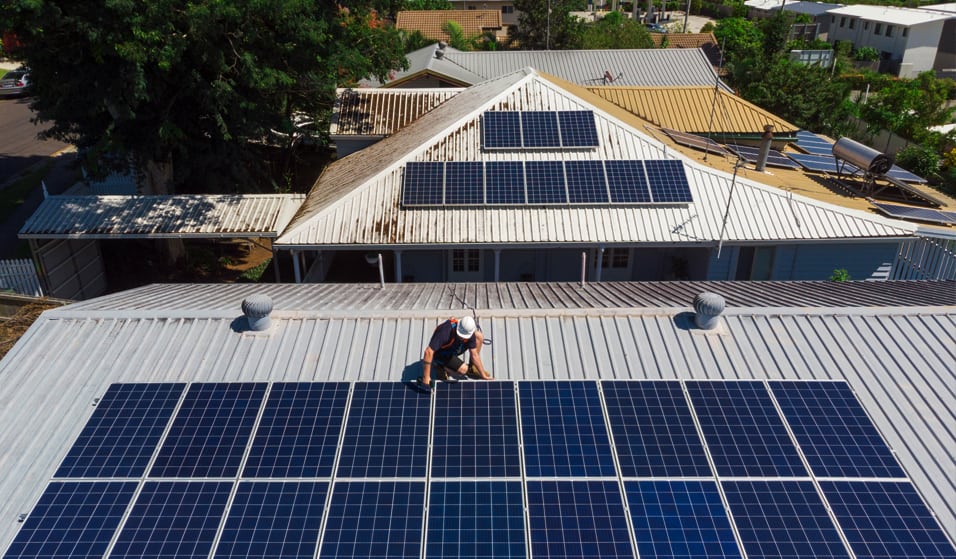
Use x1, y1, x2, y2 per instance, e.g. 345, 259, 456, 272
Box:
891, 235, 956, 280
0, 259, 44, 297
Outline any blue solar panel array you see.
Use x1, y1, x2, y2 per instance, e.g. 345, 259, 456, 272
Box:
873, 202, 956, 226
786, 152, 863, 175
8, 379, 954, 559
728, 144, 800, 169
402, 159, 693, 207
795, 131, 926, 183
795, 130, 835, 156
483, 111, 599, 149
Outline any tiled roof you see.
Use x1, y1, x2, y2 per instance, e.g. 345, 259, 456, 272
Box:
649, 32, 717, 49
330, 88, 463, 138
396, 9, 502, 41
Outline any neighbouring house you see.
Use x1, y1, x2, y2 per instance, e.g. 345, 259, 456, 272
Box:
745, 0, 843, 40
396, 9, 505, 43
448, 0, 518, 28
826, 4, 956, 78
0, 281, 952, 556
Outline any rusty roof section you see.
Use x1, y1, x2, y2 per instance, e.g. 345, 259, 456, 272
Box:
650, 32, 717, 49
330, 88, 463, 137
396, 10, 502, 42
587, 86, 799, 135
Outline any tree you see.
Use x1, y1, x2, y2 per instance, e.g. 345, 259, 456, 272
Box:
581, 11, 654, 49
1, 1, 406, 194
713, 17, 762, 66
758, 11, 793, 60
859, 72, 956, 147
509, 0, 587, 50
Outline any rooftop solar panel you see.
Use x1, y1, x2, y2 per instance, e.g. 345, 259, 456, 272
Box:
525, 161, 567, 204
214, 481, 328, 559
320, 480, 425, 558
728, 144, 801, 169
796, 130, 835, 155
886, 165, 927, 184
444, 162, 484, 205
518, 380, 616, 477
3, 481, 137, 559
661, 128, 732, 156
527, 480, 634, 558
243, 382, 349, 478
565, 160, 610, 204
522, 111, 561, 148
558, 110, 599, 148
787, 152, 862, 175
427, 481, 526, 558
150, 383, 266, 478
605, 160, 652, 203
769, 381, 905, 478
54, 383, 184, 479
626, 480, 743, 559
873, 202, 956, 225
482, 112, 522, 149
723, 480, 851, 559
602, 381, 711, 477
110, 481, 232, 559
820, 480, 956, 559
687, 381, 807, 477
402, 162, 444, 206
336, 382, 430, 478
644, 160, 693, 203
485, 161, 526, 205
432, 382, 521, 478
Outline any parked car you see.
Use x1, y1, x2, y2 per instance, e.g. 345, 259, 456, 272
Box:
0, 68, 30, 98
645, 23, 668, 33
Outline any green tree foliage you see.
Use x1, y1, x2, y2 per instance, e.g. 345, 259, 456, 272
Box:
581, 11, 654, 49
510, 0, 586, 50
894, 145, 941, 178
400, 29, 437, 53
859, 72, 956, 146
713, 17, 762, 65
442, 20, 497, 51
758, 11, 793, 59
2, 0, 406, 194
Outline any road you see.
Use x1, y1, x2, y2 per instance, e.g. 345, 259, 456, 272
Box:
0, 96, 70, 182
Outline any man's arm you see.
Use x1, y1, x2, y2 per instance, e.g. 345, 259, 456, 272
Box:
422, 346, 435, 386
469, 331, 493, 380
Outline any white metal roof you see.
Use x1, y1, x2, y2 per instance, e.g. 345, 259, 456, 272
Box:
330, 88, 463, 138
277, 69, 914, 247
827, 4, 953, 25
19, 194, 305, 239
0, 281, 952, 551
746, 0, 843, 14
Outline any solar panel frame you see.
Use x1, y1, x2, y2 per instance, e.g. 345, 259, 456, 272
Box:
402, 162, 445, 207
482, 112, 522, 149
687, 380, 807, 477
518, 380, 616, 477
885, 165, 927, 184
872, 202, 956, 225
769, 380, 906, 478
525, 161, 568, 205
644, 160, 693, 203
602, 380, 712, 477
795, 130, 835, 156
3, 481, 138, 559
728, 144, 801, 169
444, 162, 484, 206
427, 480, 526, 558
320, 480, 426, 558
150, 382, 266, 478
565, 160, 610, 204
54, 383, 185, 479
661, 128, 732, 156
242, 382, 349, 479
485, 161, 526, 205
557, 110, 599, 148
605, 160, 652, 203
432, 382, 521, 478
521, 111, 561, 148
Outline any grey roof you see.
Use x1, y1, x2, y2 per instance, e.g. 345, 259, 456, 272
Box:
19, 194, 305, 239
0, 281, 953, 552
368, 44, 731, 90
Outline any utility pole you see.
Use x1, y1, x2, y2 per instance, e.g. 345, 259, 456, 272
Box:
683, 0, 691, 32
547, 0, 552, 50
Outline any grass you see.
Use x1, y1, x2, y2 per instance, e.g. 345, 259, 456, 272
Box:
0, 161, 53, 224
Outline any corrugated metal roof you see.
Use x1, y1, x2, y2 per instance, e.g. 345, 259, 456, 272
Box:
587, 86, 799, 135
396, 10, 502, 41
828, 4, 952, 24
19, 194, 305, 239
0, 281, 952, 551
330, 88, 463, 137
278, 69, 914, 247
746, 0, 843, 15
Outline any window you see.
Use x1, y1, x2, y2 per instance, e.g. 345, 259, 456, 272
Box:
839, 16, 846, 27
874, 23, 882, 34
902, 27, 908, 37
452, 249, 480, 273
601, 248, 630, 269
886, 25, 894, 37
849, 18, 855, 29
864, 21, 869, 30
501, 5, 515, 14
734, 246, 775, 280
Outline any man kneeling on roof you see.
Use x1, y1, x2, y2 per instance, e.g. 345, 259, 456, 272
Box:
421, 316, 493, 388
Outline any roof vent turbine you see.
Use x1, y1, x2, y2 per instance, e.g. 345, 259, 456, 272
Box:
693, 292, 726, 330
241, 294, 274, 332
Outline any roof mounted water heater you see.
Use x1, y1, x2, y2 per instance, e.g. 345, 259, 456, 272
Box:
832, 137, 892, 176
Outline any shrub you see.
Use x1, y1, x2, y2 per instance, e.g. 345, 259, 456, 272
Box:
854, 46, 879, 61
830, 268, 851, 282
700, 21, 715, 33
895, 145, 941, 178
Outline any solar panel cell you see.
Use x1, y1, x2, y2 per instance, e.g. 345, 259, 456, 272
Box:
558, 111, 599, 148
885, 165, 926, 184
321, 481, 425, 558
482, 112, 522, 149
427, 481, 526, 558
525, 161, 567, 204
796, 130, 835, 156
787, 153, 862, 174
521, 112, 561, 148
644, 160, 693, 203
444, 162, 484, 205
402, 162, 444, 206
485, 162, 526, 205
605, 160, 652, 203
565, 160, 609, 204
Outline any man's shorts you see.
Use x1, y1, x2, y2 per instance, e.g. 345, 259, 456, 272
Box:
436, 355, 466, 372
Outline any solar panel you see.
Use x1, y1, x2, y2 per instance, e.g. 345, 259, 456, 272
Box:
485, 161, 526, 205
885, 165, 927, 184
565, 160, 610, 204
214, 481, 328, 559
644, 160, 693, 203
3, 481, 137, 559
724, 480, 851, 559
558, 111, 599, 148
687, 381, 807, 477
427, 481, 526, 558
796, 130, 835, 155
432, 382, 521, 478
602, 381, 711, 477
521, 111, 561, 148
525, 161, 567, 204
787, 152, 862, 175
661, 128, 732, 156
336, 382, 430, 478
320, 480, 425, 558
728, 144, 801, 169
243, 382, 349, 478
626, 480, 743, 559
110, 481, 232, 559
518, 380, 616, 477
605, 160, 652, 203
769, 381, 905, 478
150, 383, 266, 478
527, 480, 634, 558
873, 202, 956, 225
482, 112, 522, 149
402, 162, 444, 206
820, 480, 956, 559
444, 162, 484, 205
54, 383, 185, 478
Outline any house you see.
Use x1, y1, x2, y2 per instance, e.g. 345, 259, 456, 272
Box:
745, 0, 843, 40
0, 281, 953, 556
826, 4, 956, 78
448, 0, 518, 28
395, 9, 504, 42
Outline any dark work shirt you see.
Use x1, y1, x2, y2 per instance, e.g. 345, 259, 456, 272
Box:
428, 319, 478, 362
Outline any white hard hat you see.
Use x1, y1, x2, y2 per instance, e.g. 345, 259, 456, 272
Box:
456, 316, 477, 338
